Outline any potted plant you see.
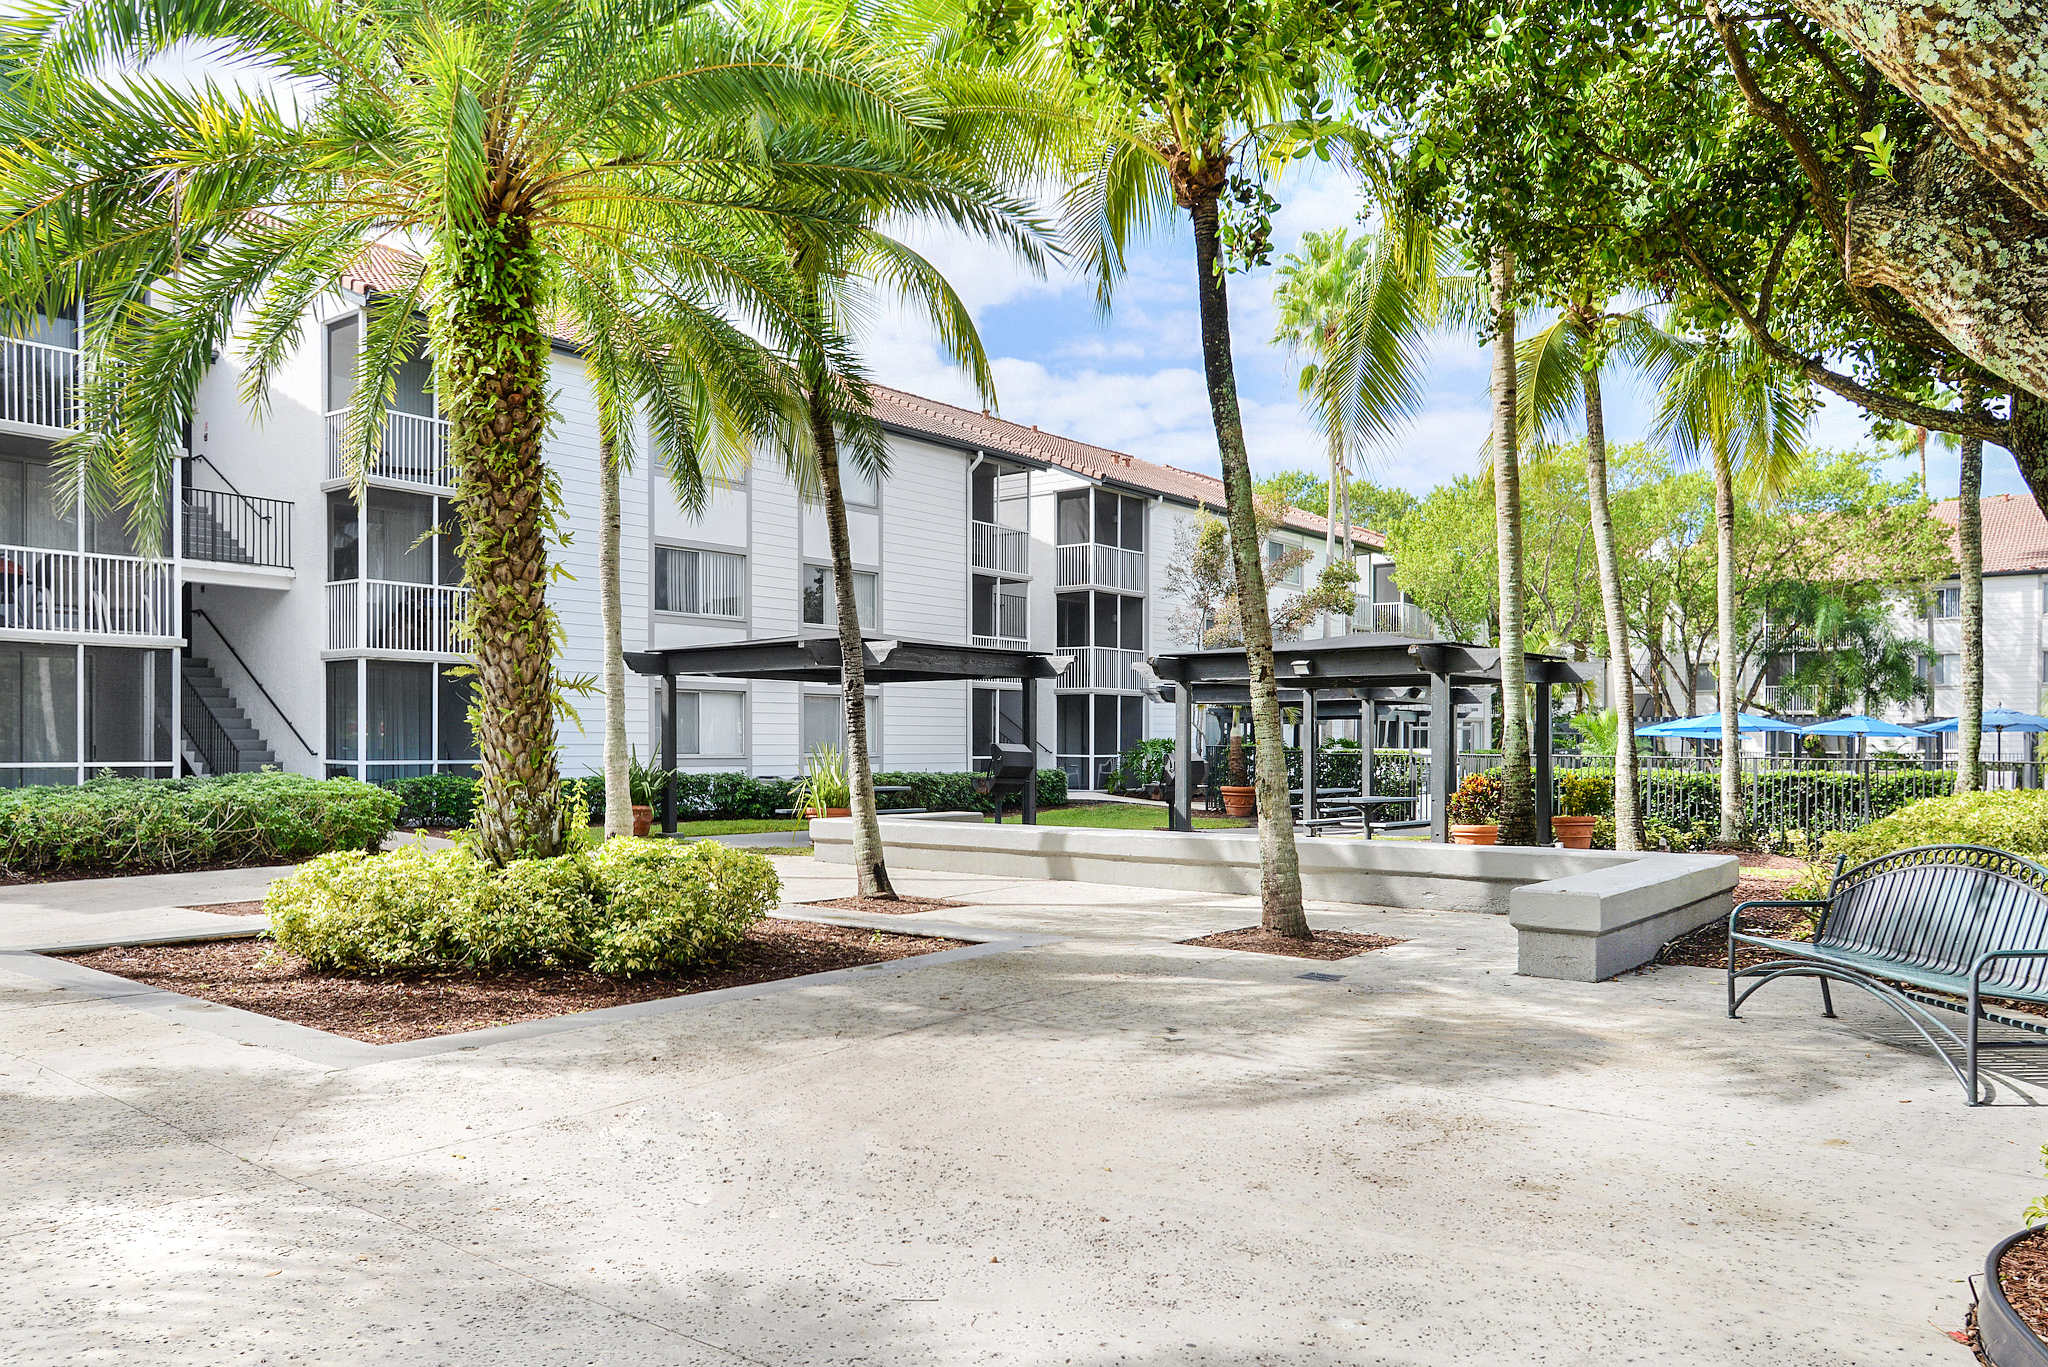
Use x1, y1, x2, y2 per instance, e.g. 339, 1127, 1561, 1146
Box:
1446, 772, 1502, 845
625, 751, 671, 838
793, 746, 851, 819
1219, 721, 1255, 818
1552, 770, 1613, 849
1977, 1152, 2048, 1366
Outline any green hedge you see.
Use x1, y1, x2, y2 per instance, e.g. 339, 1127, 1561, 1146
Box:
0, 773, 398, 874
268, 838, 781, 976
398, 768, 1069, 826
1810, 790, 2048, 881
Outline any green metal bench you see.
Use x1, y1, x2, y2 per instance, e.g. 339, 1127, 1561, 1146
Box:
1728, 845, 2048, 1104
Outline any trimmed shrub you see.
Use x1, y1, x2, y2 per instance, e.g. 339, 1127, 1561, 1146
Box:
267, 838, 780, 976
386, 773, 478, 829
0, 772, 398, 874
1809, 790, 2048, 880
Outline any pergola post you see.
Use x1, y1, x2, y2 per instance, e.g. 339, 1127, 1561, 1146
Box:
660, 672, 678, 835
1303, 690, 1320, 828
1362, 697, 1376, 797
1429, 670, 1453, 843
1534, 677, 1553, 845
1020, 672, 1038, 825
1170, 679, 1193, 832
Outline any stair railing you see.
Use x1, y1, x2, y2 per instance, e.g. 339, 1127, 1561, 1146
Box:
180, 672, 241, 776
181, 455, 292, 569
189, 609, 317, 756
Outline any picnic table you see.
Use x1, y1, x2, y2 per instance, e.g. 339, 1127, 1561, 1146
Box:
1297, 793, 1420, 838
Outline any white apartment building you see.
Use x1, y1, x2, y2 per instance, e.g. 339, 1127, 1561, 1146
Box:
0, 278, 1416, 792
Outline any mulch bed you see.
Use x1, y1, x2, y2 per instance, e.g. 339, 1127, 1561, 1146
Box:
0, 857, 295, 887
1179, 926, 1406, 960
60, 919, 968, 1044
802, 893, 963, 916
1659, 876, 1817, 970
1998, 1230, 2048, 1355
178, 901, 268, 917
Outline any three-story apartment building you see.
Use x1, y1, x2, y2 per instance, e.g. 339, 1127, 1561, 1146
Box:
0, 271, 1421, 792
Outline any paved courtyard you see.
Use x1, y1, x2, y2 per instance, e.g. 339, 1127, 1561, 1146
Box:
1, 854, 2039, 1364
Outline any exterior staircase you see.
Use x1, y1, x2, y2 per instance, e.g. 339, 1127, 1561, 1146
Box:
180, 657, 277, 774
180, 497, 257, 564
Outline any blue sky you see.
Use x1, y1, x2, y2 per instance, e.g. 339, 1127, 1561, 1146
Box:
872, 163, 2029, 515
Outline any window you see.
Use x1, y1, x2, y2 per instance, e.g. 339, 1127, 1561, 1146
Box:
1693, 664, 1717, 694
655, 547, 745, 617
325, 316, 358, 413
799, 691, 876, 759
801, 565, 875, 629
327, 491, 358, 582
1056, 593, 1088, 648
1929, 652, 1962, 687
438, 665, 477, 762
84, 647, 170, 766
971, 686, 1024, 767
1933, 586, 1961, 620
1057, 491, 1089, 547
327, 659, 477, 777
971, 575, 1027, 643
365, 661, 433, 764
0, 452, 76, 551
837, 451, 878, 507
971, 466, 1030, 529
672, 689, 745, 758
1267, 539, 1303, 586
365, 488, 434, 584
0, 643, 75, 766
1372, 562, 1400, 604
389, 338, 434, 418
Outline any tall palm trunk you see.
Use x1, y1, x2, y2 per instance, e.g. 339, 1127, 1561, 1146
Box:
599, 430, 633, 838
1490, 252, 1536, 846
1580, 343, 1642, 849
443, 216, 564, 863
1180, 151, 1307, 936
1712, 437, 1740, 841
1957, 378, 1985, 793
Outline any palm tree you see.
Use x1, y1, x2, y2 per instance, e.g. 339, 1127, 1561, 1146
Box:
1956, 378, 1986, 793
1516, 295, 1684, 851
1486, 253, 1541, 845
1656, 327, 1811, 843
0, 0, 922, 862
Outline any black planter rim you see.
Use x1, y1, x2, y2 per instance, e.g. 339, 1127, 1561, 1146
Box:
1981, 1226, 2048, 1367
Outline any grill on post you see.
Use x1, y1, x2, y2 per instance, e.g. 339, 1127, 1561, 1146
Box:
973, 742, 1037, 823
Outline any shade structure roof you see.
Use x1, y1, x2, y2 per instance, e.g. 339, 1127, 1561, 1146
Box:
1920, 707, 2048, 734
1145, 632, 1595, 695
1636, 711, 1804, 738
624, 634, 1066, 685
1800, 714, 1929, 737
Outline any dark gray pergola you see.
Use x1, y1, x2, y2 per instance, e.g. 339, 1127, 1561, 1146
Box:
1147, 633, 1596, 842
623, 635, 1067, 831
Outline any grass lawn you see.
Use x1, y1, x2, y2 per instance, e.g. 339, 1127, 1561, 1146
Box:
1026, 802, 1248, 831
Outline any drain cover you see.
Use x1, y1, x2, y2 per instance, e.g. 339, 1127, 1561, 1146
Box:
1296, 971, 1344, 982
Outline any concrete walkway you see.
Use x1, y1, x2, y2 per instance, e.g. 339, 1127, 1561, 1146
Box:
0, 857, 2037, 1365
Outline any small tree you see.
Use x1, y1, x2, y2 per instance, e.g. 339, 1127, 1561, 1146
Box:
1165, 493, 1358, 648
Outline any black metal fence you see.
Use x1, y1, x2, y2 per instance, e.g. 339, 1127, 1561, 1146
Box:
180, 675, 240, 776
181, 486, 292, 569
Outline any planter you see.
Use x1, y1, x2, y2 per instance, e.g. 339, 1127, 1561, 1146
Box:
806, 807, 851, 819
1449, 823, 1499, 846
1979, 1227, 2048, 1367
1550, 815, 1598, 850
1220, 785, 1256, 818
631, 804, 653, 838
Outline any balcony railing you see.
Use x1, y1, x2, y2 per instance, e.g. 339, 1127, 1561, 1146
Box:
1055, 646, 1144, 691
1351, 598, 1436, 639
181, 487, 293, 570
971, 520, 1029, 575
0, 337, 79, 431
326, 579, 469, 654
326, 409, 452, 488
972, 634, 1029, 651
0, 545, 176, 638
1056, 542, 1145, 591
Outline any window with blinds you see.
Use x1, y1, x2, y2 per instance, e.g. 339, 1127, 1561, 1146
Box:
654, 546, 745, 617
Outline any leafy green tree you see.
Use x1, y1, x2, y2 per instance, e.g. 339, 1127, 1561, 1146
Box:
1001, 0, 1362, 936
0, 0, 918, 861
1255, 469, 1419, 539
1656, 324, 1813, 841
1164, 493, 1359, 647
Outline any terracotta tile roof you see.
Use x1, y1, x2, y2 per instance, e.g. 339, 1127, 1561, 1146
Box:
868, 384, 1385, 548
1931, 493, 2048, 574
337, 239, 426, 297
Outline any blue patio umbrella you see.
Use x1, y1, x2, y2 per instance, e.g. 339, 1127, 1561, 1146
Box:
1919, 707, 2048, 769
1800, 714, 1929, 738
1637, 711, 1803, 739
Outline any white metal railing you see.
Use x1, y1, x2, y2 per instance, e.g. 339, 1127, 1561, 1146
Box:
325, 409, 453, 488
972, 520, 1030, 575
0, 338, 79, 430
1350, 598, 1436, 639
0, 545, 176, 638
327, 579, 469, 654
1056, 542, 1145, 591
1055, 646, 1144, 691
972, 634, 1028, 651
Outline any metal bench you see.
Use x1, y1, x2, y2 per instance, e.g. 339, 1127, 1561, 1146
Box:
1727, 844, 2048, 1104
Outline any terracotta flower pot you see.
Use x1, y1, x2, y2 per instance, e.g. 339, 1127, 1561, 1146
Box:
631, 804, 653, 838
806, 806, 851, 819
1220, 785, 1256, 817
1550, 815, 1598, 849
1449, 823, 1499, 846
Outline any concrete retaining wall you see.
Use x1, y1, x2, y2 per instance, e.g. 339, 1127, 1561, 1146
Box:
810, 814, 1738, 982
